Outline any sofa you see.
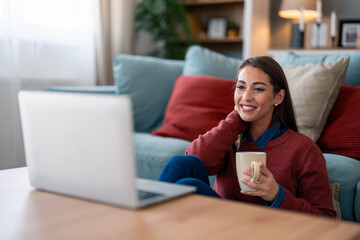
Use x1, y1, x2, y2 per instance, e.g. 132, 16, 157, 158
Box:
47, 45, 360, 222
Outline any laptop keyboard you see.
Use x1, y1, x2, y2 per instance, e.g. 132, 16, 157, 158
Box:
138, 190, 163, 200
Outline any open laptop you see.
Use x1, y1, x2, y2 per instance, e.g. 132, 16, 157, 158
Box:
18, 91, 195, 209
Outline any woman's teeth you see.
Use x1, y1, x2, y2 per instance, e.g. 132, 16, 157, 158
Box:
243, 106, 256, 110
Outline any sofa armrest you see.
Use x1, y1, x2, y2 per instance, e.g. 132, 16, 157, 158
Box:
324, 153, 360, 222
355, 182, 360, 222
45, 85, 117, 94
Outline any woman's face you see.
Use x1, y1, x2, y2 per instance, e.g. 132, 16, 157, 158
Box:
234, 66, 284, 128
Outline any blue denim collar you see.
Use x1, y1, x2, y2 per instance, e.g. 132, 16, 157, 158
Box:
248, 122, 286, 150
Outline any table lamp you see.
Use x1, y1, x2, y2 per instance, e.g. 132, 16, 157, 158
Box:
278, 0, 317, 48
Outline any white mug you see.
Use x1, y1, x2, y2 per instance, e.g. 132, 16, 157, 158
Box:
236, 152, 266, 192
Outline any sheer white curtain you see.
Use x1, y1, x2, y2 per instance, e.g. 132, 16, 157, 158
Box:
0, 0, 96, 169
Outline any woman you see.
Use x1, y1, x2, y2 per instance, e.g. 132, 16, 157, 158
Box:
159, 56, 336, 218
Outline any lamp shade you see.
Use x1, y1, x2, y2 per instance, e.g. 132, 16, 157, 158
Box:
279, 0, 317, 20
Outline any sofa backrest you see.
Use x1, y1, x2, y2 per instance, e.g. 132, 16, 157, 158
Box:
113, 54, 184, 133
113, 47, 360, 135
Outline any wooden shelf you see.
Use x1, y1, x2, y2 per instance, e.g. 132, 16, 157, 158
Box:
184, 0, 244, 6
183, 0, 244, 49
269, 47, 360, 51
197, 36, 243, 43
180, 0, 270, 58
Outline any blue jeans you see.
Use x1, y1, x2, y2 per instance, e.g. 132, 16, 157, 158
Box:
158, 155, 221, 198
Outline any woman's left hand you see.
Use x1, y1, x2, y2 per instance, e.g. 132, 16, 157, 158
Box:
240, 162, 279, 203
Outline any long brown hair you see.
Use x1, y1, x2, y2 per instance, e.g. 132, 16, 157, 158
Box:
237, 56, 298, 132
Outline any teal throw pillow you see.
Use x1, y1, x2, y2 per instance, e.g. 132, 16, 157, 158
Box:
113, 54, 184, 133
279, 51, 360, 86
183, 45, 243, 80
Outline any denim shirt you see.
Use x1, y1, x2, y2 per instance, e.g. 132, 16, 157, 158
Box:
248, 121, 286, 150
248, 121, 286, 208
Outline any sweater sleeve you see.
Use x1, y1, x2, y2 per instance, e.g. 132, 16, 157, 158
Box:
185, 110, 248, 175
279, 141, 336, 218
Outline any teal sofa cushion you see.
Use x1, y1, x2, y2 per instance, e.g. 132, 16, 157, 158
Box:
134, 133, 191, 180
278, 51, 360, 86
113, 54, 184, 133
324, 153, 360, 221
183, 45, 243, 80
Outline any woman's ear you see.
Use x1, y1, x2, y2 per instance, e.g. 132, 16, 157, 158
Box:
275, 89, 285, 105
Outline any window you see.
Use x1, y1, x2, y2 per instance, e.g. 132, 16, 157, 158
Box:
0, 0, 95, 82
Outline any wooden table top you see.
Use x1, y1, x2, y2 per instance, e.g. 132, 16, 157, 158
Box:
1, 167, 359, 240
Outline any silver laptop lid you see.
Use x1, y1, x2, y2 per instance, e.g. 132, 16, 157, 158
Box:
19, 91, 139, 208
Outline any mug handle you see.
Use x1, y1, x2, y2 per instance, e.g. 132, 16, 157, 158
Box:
250, 161, 260, 183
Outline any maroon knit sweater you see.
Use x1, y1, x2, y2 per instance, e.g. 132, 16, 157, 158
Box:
186, 110, 336, 218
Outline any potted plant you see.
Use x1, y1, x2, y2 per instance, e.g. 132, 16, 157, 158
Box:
135, 0, 195, 60
227, 21, 239, 38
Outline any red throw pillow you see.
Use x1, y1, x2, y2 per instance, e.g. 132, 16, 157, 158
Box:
317, 85, 360, 160
151, 75, 235, 141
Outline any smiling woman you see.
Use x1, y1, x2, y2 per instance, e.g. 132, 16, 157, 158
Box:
159, 56, 336, 218
0, 0, 95, 169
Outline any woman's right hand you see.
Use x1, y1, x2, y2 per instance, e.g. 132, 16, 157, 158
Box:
225, 109, 243, 127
